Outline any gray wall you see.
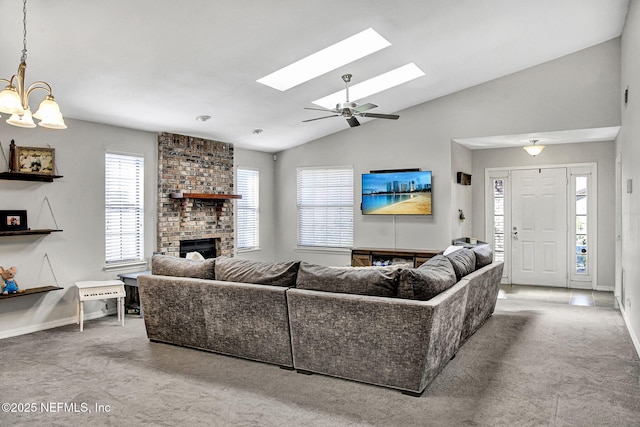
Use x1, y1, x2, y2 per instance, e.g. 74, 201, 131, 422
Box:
273, 38, 621, 267
0, 119, 157, 338
471, 141, 616, 289
617, 0, 640, 352
234, 148, 277, 262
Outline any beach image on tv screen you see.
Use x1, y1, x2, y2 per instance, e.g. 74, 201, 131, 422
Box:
361, 171, 432, 215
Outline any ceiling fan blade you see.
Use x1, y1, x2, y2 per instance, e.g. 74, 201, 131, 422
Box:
353, 103, 378, 113
346, 116, 360, 127
302, 114, 339, 122
359, 112, 400, 120
304, 107, 337, 113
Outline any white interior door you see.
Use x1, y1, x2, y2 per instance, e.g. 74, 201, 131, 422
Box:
511, 168, 567, 287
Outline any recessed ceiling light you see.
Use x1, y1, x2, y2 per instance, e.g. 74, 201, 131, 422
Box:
257, 28, 391, 92
196, 115, 211, 122
312, 63, 425, 109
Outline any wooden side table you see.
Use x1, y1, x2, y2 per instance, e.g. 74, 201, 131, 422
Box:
117, 270, 150, 317
76, 280, 126, 332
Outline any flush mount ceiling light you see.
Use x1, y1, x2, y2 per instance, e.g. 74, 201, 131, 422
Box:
195, 115, 211, 122
312, 63, 425, 109
257, 28, 391, 91
523, 139, 545, 156
0, 0, 66, 129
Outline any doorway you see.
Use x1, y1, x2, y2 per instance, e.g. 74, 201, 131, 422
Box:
486, 164, 597, 289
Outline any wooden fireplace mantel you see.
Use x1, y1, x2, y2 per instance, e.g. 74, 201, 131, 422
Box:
169, 192, 242, 200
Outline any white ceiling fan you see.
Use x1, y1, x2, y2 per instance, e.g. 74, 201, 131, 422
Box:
303, 74, 400, 128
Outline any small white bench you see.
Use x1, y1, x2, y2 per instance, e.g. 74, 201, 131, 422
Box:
76, 280, 126, 332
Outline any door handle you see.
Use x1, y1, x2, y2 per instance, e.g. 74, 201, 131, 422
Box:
512, 231, 518, 240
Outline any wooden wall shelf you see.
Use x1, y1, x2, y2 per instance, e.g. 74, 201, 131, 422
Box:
0, 286, 63, 300
0, 172, 63, 182
169, 192, 242, 200
0, 229, 62, 237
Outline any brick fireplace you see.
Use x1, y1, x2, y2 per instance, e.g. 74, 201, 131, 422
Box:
157, 132, 235, 257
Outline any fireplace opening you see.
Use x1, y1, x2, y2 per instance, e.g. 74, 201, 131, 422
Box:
179, 238, 218, 259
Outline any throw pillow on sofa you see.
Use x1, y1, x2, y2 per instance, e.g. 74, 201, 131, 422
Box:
295, 262, 400, 297
445, 248, 476, 281
397, 255, 457, 301
471, 244, 493, 269
214, 256, 300, 287
151, 254, 216, 279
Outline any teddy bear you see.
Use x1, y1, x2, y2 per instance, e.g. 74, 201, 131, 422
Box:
0, 266, 21, 295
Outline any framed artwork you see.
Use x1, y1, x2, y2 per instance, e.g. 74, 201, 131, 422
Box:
0, 210, 28, 231
10, 145, 55, 175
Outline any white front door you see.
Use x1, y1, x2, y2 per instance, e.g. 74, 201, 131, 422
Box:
511, 168, 567, 287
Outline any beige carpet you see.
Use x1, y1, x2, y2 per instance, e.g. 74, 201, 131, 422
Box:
1, 298, 639, 426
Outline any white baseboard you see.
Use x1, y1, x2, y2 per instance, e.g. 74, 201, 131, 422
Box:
619, 304, 640, 359
0, 309, 116, 340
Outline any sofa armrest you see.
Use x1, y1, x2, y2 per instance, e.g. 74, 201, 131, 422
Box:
139, 275, 293, 367
459, 260, 504, 343
287, 280, 469, 393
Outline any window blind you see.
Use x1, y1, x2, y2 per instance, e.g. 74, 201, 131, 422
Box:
237, 168, 259, 250
105, 152, 144, 264
297, 167, 353, 248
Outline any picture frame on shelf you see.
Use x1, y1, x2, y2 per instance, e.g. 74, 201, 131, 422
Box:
10, 143, 55, 175
0, 210, 28, 231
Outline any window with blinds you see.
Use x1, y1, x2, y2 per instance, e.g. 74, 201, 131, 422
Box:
105, 152, 144, 264
237, 167, 259, 250
297, 166, 353, 248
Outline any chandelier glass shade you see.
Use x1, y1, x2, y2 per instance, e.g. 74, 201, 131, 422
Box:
523, 139, 545, 156
0, 0, 66, 129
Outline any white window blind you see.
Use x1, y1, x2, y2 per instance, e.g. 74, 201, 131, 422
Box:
105, 152, 144, 264
237, 168, 259, 250
297, 167, 353, 248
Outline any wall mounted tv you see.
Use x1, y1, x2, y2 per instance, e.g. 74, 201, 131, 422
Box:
361, 170, 432, 215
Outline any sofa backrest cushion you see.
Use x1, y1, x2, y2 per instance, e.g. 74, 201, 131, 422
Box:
295, 262, 399, 297
445, 248, 477, 281
471, 244, 493, 269
397, 255, 457, 301
214, 256, 300, 287
151, 254, 216, 280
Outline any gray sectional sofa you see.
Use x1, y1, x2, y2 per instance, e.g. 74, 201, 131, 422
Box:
138, 247, 503, 396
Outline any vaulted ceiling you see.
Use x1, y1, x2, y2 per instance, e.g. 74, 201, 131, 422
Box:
0, 0, 629, 152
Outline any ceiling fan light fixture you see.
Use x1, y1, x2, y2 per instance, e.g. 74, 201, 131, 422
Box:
257, 28, 391, 91
523, 139, 545, 156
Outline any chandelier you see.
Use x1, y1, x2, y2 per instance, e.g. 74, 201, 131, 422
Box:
523, 139, 545, 156
0, 0, 66, 129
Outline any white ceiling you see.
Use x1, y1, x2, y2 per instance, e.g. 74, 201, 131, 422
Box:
0, 0, 629, 153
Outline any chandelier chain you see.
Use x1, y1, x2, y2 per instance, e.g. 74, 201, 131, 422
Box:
21, 0, 27, 63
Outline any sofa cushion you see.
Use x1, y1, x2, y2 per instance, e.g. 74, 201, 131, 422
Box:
472, 244, 493, 269
445, 248, 476, 280
151, 254, 216, 280
295, 262, 399, 297
397, 255, 457, 301
214, 256, 300, 287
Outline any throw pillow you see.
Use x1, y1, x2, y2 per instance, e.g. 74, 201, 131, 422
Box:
445, 248, 476, 280
397, 255, 457, 301
295, 262, 400, 297
214, 256, 300, 287
151, 254, 216, 280
472, 244, 493, 269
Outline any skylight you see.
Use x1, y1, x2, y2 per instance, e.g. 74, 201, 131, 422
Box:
256, 28, 391, 92
312, 63, 426, 109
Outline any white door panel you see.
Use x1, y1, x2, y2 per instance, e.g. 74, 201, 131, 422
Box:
511, 168, 567, 287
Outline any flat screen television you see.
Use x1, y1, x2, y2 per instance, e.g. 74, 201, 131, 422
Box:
362, 170, 432, 215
